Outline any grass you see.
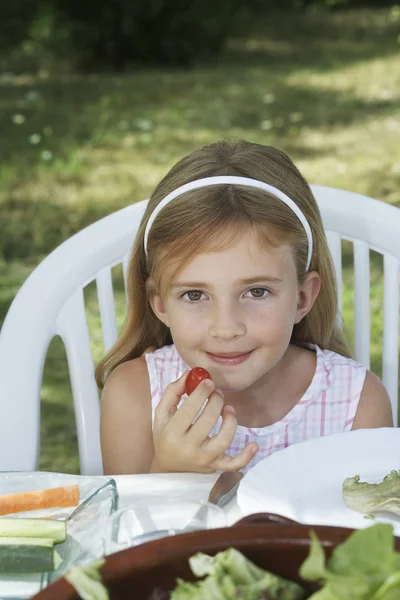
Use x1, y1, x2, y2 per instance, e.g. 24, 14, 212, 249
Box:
0, 7, 399, 473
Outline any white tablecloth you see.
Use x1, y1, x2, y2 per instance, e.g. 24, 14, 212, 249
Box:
113, 472, 244, 525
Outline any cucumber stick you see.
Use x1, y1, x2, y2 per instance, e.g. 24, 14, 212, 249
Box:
0, 536, 54, 546
0, 538, 58, 573
0, 517, 66, 542
0, 518, 66, 573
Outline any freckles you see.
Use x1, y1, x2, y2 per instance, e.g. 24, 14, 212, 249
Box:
172, 309, 206, 332
245, 302, 268, 316
249, 303, 276, 320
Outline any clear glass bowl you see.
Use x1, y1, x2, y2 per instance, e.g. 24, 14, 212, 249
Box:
0, 471, 118, 597
104, 498, 227, 555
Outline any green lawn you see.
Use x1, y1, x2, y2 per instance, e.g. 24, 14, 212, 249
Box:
1, 7, 399, 473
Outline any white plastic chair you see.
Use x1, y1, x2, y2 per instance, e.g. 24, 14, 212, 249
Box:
0, 186, 399, 475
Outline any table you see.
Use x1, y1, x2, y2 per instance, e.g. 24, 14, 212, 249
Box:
113, 471, 244, 525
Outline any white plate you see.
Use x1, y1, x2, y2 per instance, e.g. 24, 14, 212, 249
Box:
237, 428, 400, 535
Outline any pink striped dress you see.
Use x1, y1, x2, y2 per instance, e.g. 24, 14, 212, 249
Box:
144, 344, 366, 474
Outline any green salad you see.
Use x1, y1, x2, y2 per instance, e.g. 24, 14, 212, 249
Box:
66, 523, 400, 600
171, 547, 304, 599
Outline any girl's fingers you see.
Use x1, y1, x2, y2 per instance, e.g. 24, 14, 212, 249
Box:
188, 391, 224, 444
154, 371, 189, 427
204, 405, 238, 456
173, 378, 215, 432
213, 442, 259, 472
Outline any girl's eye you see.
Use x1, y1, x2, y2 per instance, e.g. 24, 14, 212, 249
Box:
183, 290, 204, 302
246, 287, 269, 299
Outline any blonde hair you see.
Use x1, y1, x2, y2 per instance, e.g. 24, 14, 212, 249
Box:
96, 140, 351, 388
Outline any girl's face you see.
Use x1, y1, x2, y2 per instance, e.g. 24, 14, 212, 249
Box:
150, 231, 320, 392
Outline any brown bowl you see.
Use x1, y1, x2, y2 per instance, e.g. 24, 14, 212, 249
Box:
32, 513, 399, 600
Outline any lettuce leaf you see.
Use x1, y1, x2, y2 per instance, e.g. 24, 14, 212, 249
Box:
343, 471, 400, 515
300, 524, 400, 599
65, 559, 109, 600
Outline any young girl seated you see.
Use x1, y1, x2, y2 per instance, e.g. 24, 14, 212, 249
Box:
96, 140, 393, 475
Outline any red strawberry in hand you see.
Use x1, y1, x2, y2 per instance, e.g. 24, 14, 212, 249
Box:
185, 367, 212, 395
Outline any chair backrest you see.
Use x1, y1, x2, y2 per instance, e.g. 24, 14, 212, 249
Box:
0, 186, 398, 475
313, 185, 400, 425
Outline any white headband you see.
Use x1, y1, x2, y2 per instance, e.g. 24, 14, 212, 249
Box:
144, 176, 313, 271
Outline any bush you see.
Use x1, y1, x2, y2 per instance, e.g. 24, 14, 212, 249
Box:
49, 0, 249, 70
0, 0, 42, 51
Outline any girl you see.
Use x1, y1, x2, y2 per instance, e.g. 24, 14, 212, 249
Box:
97, 140, 393, 475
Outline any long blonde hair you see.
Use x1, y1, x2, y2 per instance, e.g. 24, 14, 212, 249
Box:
96, 140, 350, 388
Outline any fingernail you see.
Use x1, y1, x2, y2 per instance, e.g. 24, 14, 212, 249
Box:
204, 379, 214, 389
224, 405, 235, 414
215, 387, 224, 398
251, 445, 258, 455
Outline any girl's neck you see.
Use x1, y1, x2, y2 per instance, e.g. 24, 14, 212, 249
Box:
223, 344, 317, 428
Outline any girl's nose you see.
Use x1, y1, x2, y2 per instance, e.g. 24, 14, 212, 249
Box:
208, 303, 246, 341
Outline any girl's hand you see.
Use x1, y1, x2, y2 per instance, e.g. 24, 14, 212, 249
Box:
150, 371, 258, 473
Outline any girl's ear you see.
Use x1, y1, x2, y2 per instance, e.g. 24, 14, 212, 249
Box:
294, 271, 321, 324
146, 278, 170, 327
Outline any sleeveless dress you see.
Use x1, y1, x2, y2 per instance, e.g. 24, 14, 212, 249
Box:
144, 344, 366, 473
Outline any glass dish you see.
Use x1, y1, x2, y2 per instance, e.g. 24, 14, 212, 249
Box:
0, 471, 118, 598
104, 499, 227, 555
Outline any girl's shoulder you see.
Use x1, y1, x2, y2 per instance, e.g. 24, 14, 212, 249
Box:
352, 369, 394, 428
102, 355, 151, 405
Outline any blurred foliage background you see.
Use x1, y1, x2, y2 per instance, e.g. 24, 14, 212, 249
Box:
0, 0, 399, 473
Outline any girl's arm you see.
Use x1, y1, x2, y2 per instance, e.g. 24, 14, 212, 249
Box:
351, 370, 394, 430
100, 357, 155, 474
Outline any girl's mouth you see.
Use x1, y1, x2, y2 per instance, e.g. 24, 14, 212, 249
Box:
206, 351, 253, 366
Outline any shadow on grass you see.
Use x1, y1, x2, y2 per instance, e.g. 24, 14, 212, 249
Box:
1, 72, 399, 173
228, 8, 400, 68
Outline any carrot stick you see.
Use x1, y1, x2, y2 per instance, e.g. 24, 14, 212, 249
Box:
0, 485, 80, 516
